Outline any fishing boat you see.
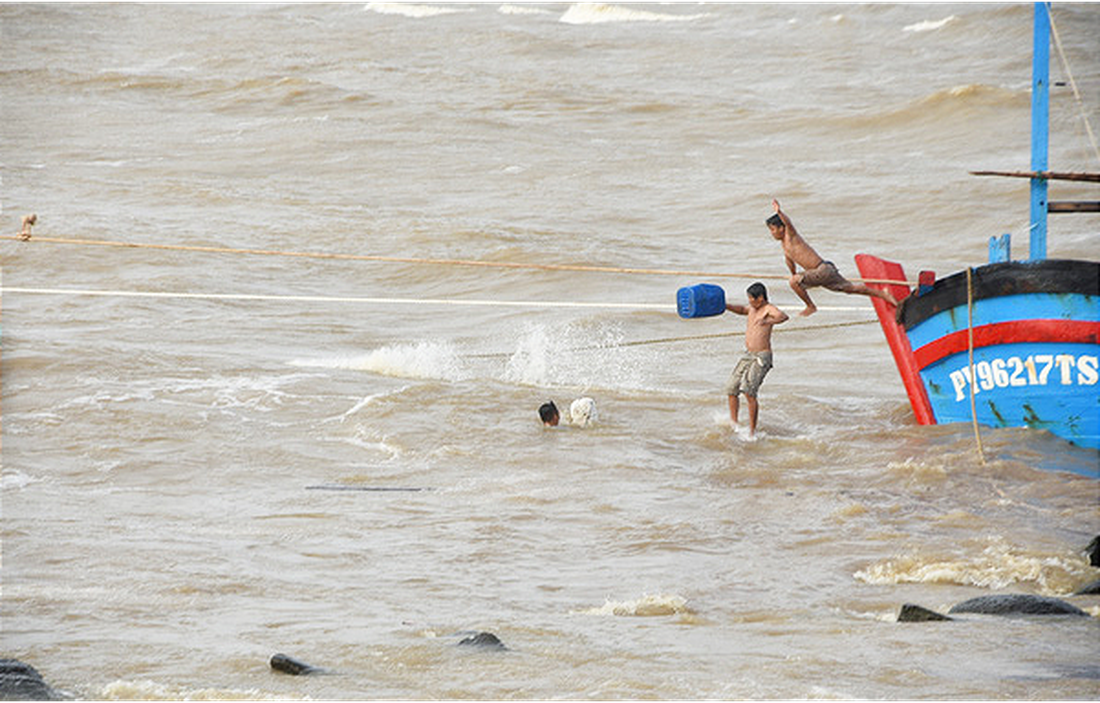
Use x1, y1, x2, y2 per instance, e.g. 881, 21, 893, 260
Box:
856, 3, 1099, 455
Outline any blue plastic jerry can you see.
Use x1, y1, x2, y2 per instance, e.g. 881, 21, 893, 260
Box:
677, 283, 726, 319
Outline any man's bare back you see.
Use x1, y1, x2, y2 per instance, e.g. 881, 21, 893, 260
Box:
770, 202, 822, 272
766, 199, 896, 316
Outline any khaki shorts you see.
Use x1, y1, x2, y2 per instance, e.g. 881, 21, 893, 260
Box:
800, 260, 850, 291
725, 351, 773, 398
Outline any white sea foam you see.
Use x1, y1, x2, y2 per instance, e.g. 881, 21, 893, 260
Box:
560, 3, 709, 25
290, 321, 655, 390
501, 320, 655, 392
366, 2, 469, 19
854, 538, 1092, 595
581, 593, 691, 617
165, 373, 314, 413
903, 16, 958, 33
293, 342, 468, 382
98, 680, 267, 700
499, 4, 553, 16
341, 433, 404, 459
503, 323, 555, 387
338, 388, 408, 421
1, 470, 41, 491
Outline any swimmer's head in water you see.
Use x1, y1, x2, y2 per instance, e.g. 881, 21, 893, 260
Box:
538, 401, 559, 426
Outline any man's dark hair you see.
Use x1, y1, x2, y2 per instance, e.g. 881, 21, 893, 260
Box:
538, 401, 559, 424
747, 282, 768, 300
765, 213, 783, 228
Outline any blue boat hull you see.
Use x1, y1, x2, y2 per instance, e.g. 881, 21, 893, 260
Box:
921, 340, 1099, 448
858, 257, 1100, 455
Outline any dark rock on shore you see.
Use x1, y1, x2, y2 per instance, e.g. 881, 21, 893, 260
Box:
947, 594, 1088, 617
0, 659, 61, 701
897, 603, 953, 622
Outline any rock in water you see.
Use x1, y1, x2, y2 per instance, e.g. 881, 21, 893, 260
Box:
1074, 579, 1100, 596
457, 632, 507, 650
897, 604, 953, 622
1087, 535, 1100, 567
270, 653, 320, 675
0, 659, 60, 701
947, 594, 1088, 617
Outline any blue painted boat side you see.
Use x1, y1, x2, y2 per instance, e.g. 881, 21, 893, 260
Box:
921, 340, 1100, 452
908, 293, 1099, 350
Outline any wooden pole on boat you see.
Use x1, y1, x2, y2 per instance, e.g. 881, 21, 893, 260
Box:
970, 170, 1100, 183
1029, 2, 1051, 261
1048, 201, 1100, 213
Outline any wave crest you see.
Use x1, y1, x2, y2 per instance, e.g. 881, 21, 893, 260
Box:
854, 539, 1091, 595
366, 3, 469, 19
291, 342, 468, 382
903, 16, 959, 33
560, 3, 709, 25
581, 593, 691, 617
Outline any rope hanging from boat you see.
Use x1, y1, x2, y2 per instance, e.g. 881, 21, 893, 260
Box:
965, 267, 987, 465
0, 234, 918, 287
1048, 5, 1100, 167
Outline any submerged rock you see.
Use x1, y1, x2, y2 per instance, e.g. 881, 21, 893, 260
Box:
0, 659, 60, 701
457, 632, 507, 650
897, 603, 953, 622
1074, 579, 1100, 596
947, 594, 1088, 617
270, 653, 322, 676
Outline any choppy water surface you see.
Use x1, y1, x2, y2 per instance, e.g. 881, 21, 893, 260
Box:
2, 3, 1098, 699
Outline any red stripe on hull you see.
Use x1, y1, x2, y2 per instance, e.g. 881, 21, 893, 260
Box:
913, 320, 1100, 369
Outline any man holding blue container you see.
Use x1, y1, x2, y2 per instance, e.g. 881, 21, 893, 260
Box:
678, 281, 789, 440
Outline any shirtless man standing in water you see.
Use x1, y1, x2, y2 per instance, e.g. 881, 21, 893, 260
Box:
725, 282, 788, 440
767, 199, 897, 316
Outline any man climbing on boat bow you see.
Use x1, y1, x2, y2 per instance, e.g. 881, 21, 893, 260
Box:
766, 199, 898, 316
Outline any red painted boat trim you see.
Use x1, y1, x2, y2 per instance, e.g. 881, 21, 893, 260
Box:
854, 254, 936, 425
913, 320, 1100, 369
